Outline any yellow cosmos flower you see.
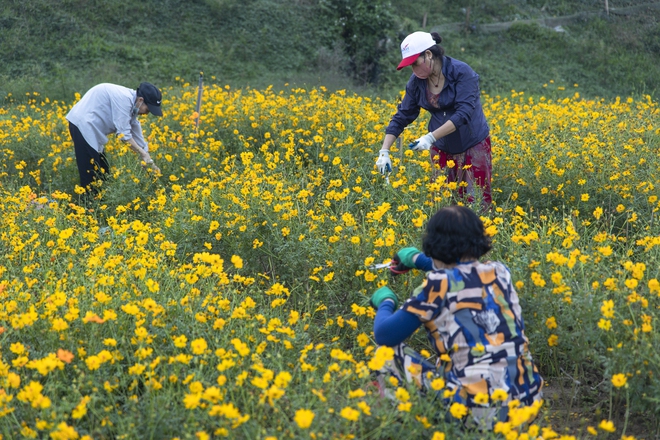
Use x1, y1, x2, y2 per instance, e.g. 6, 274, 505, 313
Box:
611, 373, 627, 388
449, 402, 468, 419
598, 419, 616, 432
474, 392, 489, 405
294, 409, 315, 429
491, 389, 508, 402
191, 338, 208, 355
430, 378, 445, 391
231, 255, 243, 268
340, 406, 360, 422
394, 387, 410, 402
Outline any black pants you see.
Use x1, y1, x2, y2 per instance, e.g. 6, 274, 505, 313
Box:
69, 122, 109, 190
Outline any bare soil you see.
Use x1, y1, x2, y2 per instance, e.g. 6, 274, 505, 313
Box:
542, 378, 660, 439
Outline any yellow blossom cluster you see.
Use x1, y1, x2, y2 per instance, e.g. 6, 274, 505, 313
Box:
0, 83, 657, 437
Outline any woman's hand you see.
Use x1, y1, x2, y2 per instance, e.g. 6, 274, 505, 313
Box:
140, 152, 161, 174
369, 286, 399, 310
375, 149, 392, 174
409, 132, 436, 151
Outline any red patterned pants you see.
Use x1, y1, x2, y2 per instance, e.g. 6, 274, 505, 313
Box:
431, 136, 492, 207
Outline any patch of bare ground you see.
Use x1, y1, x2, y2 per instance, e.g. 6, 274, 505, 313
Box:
541, 378, 660, 439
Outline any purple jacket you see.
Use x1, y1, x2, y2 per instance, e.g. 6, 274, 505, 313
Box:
386, 56, 490, 155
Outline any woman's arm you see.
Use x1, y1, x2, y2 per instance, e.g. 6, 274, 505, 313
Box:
428, 119, 456, 141
373, 300, 422, 346
448, 64, 480, 128
384, 77, 422, 143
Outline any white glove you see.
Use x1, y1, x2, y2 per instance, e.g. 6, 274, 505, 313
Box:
375, 149, 392, 174
409, 132, 437, 151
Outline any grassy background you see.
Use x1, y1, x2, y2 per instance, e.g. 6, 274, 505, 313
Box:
1, 0, 659, 101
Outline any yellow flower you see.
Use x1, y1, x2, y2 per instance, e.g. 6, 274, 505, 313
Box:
357, 401, 371, 415
10, 342, 25, 354
449, 402, 468, 419
85, 355, 101, 371
611, 373, 627, 388
274, 372, 292, 388
191, 338, 208, 355
348, 389, 366, 399
430, 378, 445, 391
50, 423, 78, 439
547, 334, 558, 347
173, 335, 188, 348
356, 333, 370, 347
491, 389, 508, 402
598, 419, 616, 432
394, 387, 410, 402
601, 299, 615, 318
71, 396, 91, 419
231, 255, 243, 269
541, 427, 558, 438
367, 346, 394, 371
340, 406, 360, 422
294, 408, 315, 429
474, 392, 489, 405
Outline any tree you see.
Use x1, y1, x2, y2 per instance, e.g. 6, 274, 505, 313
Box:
319, 0, 397, 85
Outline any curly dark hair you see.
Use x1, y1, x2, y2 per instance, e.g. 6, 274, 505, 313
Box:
422, 206, 492, 264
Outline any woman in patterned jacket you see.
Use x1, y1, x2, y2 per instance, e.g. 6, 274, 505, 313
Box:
369, 206, 543, 429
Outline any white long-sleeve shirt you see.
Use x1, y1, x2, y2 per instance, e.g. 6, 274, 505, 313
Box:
66, 83, 149, 153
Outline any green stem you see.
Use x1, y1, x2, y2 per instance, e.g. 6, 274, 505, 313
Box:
622, 385, 630, 436
608, 383, 613, 423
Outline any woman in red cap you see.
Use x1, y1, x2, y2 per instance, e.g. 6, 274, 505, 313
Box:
375, 32, 492, 209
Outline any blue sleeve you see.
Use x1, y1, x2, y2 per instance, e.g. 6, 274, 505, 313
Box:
373, 300, 423, 346
448, 64, 480, 129
385, 76, 422, 138
414, 253, 434, 272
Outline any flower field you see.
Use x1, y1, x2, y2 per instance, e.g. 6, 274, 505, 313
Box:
0, 81, 659, 439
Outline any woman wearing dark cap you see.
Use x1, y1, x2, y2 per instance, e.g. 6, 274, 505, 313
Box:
67, 82, 163, 193
375, 32, 492, 208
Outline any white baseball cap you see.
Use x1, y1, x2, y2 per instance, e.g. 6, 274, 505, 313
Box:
397, 32, 436, 70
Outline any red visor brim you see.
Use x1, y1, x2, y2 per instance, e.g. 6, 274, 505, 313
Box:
397, 53, 421, 70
